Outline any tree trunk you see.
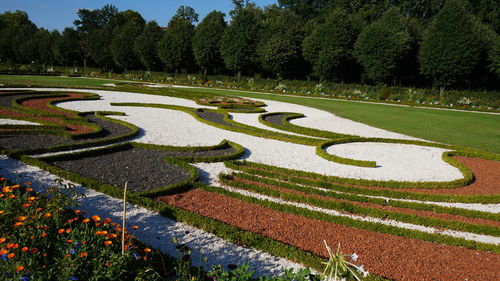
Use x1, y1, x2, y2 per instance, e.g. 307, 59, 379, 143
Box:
203, 67, 208, 83
83, 58, 87, 73
237, 70, 241, 83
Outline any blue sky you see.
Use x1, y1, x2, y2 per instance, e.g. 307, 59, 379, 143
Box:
0, 0, 278, 30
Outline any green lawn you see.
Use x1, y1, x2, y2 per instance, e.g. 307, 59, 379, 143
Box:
1, 75, 499, 154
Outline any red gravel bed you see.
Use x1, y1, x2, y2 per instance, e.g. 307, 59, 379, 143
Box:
19, 93, 85, 118
156, 189, 500, 281
230, 177, 500, 227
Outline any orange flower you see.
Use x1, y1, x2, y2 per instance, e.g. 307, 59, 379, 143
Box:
27, 197, 36, 201
22, 203, 30, 208
0, 194, 4, 198
42, 253, 47, 257
44, 213, 51, 218
64, 254, 71, 258
91, 215, 101, 222
24, 182, 32, 185
104, 218, 111, 223
0, 238, 5, 243
7, 243, 15, 248
18, 216, 27, 222
65, 229, 71, 234
82, 219, 90, 223
36, 207, 43, 212
0, 249, 7, 255
8, 194, 16, 199
16, 265, 24, 271
41, 233, 47, 237
21, 247, 28, 252
12, 243, 19, 249
107, 233, 117, 239
29, 248, 38, 253
101, 230, 108, 235
12, 185, 20, 189
95, 231, 102, 236
82, 241, 87, 245
57, 229, 65, 234
2, 186, 11, 193
66, 240, 73, 243
14, 222, 23, 227
144, 248, 152, 253
0, 210, 4, 215
80, 252, 88, 258
132, 226, 139, 230
30, 236, 35, 239
104, 240, 112, 246
74, 210, 81, 214
66, 219, 73, 224
73, 217, 78, 221
7, 253, 15, 259
26, 188, 33, 192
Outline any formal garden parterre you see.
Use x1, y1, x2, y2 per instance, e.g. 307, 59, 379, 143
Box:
0, 84, 499, 281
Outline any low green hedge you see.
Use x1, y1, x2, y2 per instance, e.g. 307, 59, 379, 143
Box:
219, 175, 500, 237
225, 161, 500, 203
203, 185, 500, 254
229, 172, 500, 222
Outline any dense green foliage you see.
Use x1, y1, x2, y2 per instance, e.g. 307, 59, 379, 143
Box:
0, 1, 498, 90
419, 0, 487, 88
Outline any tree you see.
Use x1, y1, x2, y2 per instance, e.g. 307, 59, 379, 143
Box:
278, 0, 330, 19
489, 35, 500, 77
258, 7, 306, 79
0, 11, 37, 63
220, 1, 262, 80
354, 8, 412, 84
52, 28, 82, 67
134, 21, 164, 71
109, 10, 145, 71
158, 6, 198, 74
303, 8, 361, 81
419, 0, 483, 88
193, 11, 226, 80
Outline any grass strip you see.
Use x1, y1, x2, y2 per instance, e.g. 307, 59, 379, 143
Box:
202, 185, 500, 254
219, 175, 500, 237
230, 172, 500, 222
225, 161, 500, 203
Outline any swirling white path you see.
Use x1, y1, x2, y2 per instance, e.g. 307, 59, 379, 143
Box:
3, 88, 463, 183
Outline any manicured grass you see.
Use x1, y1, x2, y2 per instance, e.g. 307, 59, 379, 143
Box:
177, 87, 500, 154
0, 75, 121, 88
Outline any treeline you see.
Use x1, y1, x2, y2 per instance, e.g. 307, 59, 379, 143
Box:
0, 0, 499, 90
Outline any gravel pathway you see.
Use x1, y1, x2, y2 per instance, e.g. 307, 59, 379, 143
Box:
0, 155, 307, 277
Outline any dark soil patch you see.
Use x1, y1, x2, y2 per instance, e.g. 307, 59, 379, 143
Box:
49, 148, 193, 193
262, 113, 285, 126
156, 189, 500, 281
194, 110, 237, 128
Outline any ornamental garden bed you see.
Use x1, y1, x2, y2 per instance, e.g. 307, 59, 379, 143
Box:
0, 88, 498, 281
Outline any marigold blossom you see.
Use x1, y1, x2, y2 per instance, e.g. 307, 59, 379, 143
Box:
16, 265, 24, 271
8, 194, 16, 199
7, 253, 15, 259
18, 216, 27, 222
44, 213, 51, 218
22, 203, 30, 208
91, 215, 101, 222
0, 210, 4, 215
30, 248, 38, 253
80, 252, 88, 258
82, 219, 90, 223
21, 247, 28, 252
104, 240, 112, 246
0, 238, 5, 243
57, 229, 65, 234
14, 222, 23, 227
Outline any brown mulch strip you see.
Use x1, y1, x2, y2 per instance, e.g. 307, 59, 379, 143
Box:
230, 177, 500, 227
156, 189, 500, 281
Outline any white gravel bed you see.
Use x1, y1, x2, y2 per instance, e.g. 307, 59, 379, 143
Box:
229, 113, 310, 137
0, 118, 41, 125
3, 88, 462, 183
0, 155, 308, 277
217, 185, 500, 245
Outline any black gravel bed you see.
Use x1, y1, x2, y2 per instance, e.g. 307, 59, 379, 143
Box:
194, 110, 237, 128
0, 92, 46, 109
0, 134, 71, 151
0, 113, 134, 151
49, 148, 193, 193
262, 113, 286, 127
159, 145, 236, 158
